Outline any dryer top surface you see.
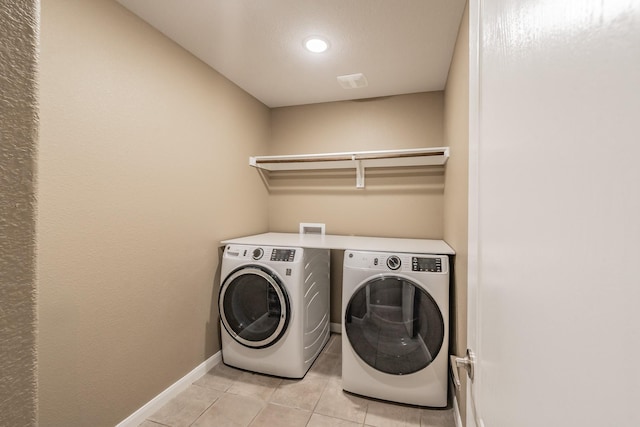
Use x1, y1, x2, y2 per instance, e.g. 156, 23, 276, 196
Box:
221, 233, 455, 255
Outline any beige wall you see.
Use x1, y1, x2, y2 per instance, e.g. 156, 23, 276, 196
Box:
0, 0, 39, 425
33, 1, 467, 423
269, 93, 446, 322
38, 0, 269, 425
269, 93, 445, 238
443, 2, 469, 424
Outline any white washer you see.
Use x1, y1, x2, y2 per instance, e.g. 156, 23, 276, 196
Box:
342, 250, 449, 407
219, 244, 330, 378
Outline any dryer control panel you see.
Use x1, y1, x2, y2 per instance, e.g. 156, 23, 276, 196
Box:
344, 250, 448, 273
412, 256, 442, 272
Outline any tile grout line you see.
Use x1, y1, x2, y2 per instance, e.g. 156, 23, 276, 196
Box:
304, 370, 332, 426
316, 335, 371, 427
304, 335, 340, 427
186, 384, 222, 427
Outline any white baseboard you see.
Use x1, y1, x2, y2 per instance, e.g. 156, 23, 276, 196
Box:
330, 322, 341, 334
453, 392, 463, 427
116, 351, 222, 427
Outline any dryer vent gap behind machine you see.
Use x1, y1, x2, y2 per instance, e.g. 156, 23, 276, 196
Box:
342, 250, 450, 407
219, 244, 330, 378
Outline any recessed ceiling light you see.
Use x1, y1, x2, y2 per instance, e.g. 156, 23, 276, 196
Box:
304, 37, 329, 53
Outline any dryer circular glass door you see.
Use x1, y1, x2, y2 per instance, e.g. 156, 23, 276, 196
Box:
344, 275, 444, 375
219, 266, 290, 349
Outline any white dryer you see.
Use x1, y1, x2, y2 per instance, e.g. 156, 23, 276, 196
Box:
342, 250, 449, 407
219, 244, 330, 378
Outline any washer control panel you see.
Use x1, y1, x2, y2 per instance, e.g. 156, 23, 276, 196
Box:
270, 248, 296, 262
224, 245, 299, 263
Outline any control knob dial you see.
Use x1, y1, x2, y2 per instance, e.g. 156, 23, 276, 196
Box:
386, 255, 401, 270
252, 248, 264, 260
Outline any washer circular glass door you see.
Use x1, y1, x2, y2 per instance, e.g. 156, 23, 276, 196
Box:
219, 266, 290, 349
344, 275, 444, 375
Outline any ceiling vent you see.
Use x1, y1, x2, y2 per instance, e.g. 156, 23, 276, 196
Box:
337, 73, 368, 89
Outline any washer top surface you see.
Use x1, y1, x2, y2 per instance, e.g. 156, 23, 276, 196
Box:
221, 232, 454, 255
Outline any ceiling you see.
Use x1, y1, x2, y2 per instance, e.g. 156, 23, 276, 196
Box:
116, 0, 467, 108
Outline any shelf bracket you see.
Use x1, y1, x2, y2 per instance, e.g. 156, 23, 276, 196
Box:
355, 159, 365, 189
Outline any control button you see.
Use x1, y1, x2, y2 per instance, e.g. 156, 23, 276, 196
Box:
252, 248, 264, 260
386, 255, 401, 270
374, 258, 379, 266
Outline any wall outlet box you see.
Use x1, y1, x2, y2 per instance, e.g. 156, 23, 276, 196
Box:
299, 223, 326, 235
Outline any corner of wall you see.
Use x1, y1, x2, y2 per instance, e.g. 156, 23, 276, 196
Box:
442, 2, 470, 426
0, 0, 39, 425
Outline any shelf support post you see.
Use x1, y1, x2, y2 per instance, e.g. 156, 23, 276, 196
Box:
356, 159, 365, 189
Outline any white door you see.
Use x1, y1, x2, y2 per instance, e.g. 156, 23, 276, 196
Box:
465, 1, 481, 425
467, 1, 640, 426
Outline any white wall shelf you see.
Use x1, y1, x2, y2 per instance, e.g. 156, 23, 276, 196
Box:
249, 147, 449, 188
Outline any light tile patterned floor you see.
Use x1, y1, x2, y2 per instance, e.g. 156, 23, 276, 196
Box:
139, 334, 456, 427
